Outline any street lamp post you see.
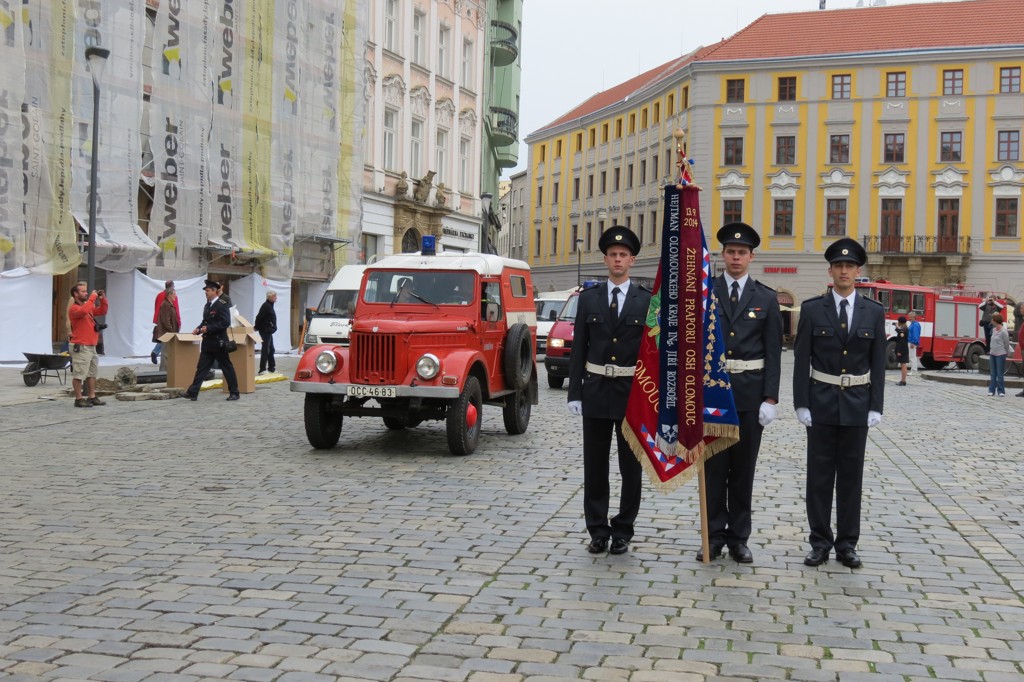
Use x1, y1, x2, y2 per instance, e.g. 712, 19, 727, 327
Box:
575, 238, 584, 285
84, 46, 110, 292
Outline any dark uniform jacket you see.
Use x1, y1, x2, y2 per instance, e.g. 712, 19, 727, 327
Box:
254, 300, 278, 336
198, 298, 233, 353
713, 276, 783, 412
568, 282, 652, 420
793, 293, 885, 426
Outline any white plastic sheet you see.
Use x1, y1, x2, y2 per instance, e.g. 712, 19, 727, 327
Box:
0, 270, 53, 361
229, 273, 292, 354
103, 271, 205, 357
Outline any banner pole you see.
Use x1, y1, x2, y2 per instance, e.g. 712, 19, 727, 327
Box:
698, 463, 711, 564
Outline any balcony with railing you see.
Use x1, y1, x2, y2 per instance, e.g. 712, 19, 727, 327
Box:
861, 235, 973, 256
490, 20, 519, 67
490, 106, 518, 147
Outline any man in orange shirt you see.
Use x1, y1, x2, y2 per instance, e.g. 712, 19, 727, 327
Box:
69, 281, 110, 407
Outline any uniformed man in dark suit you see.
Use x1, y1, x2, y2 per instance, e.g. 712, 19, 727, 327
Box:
701, 223, 783, 564
567, 226, 652, 556
183, 279, 241, 401
793, 238, 885, 569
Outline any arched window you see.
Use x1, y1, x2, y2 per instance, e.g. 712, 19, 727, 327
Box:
402, 228, 421, 253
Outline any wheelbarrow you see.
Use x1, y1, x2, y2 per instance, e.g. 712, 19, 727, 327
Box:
22, 352, 71, 387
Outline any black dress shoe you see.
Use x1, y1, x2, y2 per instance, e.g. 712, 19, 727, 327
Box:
226, 393, 240, 401
837, 547, 862, 568
1016, 391, 1024, 397
183, 393, 198, 401
609, 538, 629, 555
696, 542, 725, 562
729, 544, 753, 563
587, 537, 609, 554
150, 351, 158, 365
804, 547, 830, 566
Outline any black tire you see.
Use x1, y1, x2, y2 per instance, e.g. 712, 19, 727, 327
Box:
920, 355, 945, 370
22, 362, 40, 387
304, 394, 342, 449
383, 416, 406, 430
502, 389, 531, 435
885, 340, 898, 370
446, 375, 482, 456
503, 323, 533, 391
964, 343, 983, 371
547, 374, 564, 389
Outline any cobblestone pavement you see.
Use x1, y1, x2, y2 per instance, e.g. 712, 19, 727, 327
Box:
1, 353, 1022, 681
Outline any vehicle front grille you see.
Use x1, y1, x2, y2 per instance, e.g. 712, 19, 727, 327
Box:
351, 332, 398, 383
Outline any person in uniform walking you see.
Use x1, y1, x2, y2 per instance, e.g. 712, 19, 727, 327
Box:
700, 223, 783, 563
794, 237, 885, 569
893, 316, 909, 386
567, 226, 651, 556
183, 279, 240, 401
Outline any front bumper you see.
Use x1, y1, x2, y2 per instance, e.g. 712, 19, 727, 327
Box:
290, 381, 460, 399
544, 355, 571, 377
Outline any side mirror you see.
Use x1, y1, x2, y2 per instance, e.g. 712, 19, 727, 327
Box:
484, 302, 499, 322
305, 307, 315, 322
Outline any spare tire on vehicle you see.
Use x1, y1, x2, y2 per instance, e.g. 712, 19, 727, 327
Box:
504, 323, 533, 391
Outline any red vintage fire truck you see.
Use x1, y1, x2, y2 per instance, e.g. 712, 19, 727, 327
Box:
853, 280, 987, 370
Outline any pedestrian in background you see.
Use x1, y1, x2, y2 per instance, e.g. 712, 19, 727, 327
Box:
151, 280, 180, 364
702, 222, 783, 564
68, 282, 109, 408
893, 316, 909, 386
793, 238, 885, 569
567, 226, 650, 556
979, 295, 1003, 352
907, 311, 921, 375
254, 291, 278, 375
154, 288, 180, 363
183, 279, 240, 402
987, 312, 1009, 397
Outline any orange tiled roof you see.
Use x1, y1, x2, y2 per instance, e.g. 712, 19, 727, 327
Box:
701, 0, 1024, 63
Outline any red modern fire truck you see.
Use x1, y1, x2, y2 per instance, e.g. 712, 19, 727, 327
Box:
853, 280, 988, 370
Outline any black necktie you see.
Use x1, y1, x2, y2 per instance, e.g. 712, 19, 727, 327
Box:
611, 287, 621, 317
839, 299, 849, 340
730, 281, 740, 306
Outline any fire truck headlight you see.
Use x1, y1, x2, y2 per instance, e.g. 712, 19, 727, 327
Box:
548, 338, 565, 349
315, 350, 337, 374
416, 354, 440, 380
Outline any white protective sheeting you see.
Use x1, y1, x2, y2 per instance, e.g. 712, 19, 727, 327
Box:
0, 270, 53, 361
230, 274, 292, 354
104, 271, 206, 357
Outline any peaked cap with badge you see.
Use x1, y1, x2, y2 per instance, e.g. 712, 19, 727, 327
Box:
202, 278, 220, 291
824, 237, 866, 266
598, 225, 641, 256
717, 222, 761, 250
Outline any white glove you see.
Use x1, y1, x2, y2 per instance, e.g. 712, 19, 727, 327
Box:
867, 411, 882, 428
567, 400, 583, 416
795, 407, 813, 427
758, 401, 777, 427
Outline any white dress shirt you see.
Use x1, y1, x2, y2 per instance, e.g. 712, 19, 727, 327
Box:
608, 280, 631, 315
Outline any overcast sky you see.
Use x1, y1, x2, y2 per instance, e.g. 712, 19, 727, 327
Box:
506, 0, 966, 178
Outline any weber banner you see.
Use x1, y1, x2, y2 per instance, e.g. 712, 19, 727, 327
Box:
623, 185, 739, 492
242, 0, 273, 257
20, 0, 79, 275
0, 0, 25, 271
147, 0, 213, 280
71, 0, 158, 272
336, 0, 366, 247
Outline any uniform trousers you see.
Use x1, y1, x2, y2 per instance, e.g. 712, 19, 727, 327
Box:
582, 416, 642, 542
186, 349, 239, 397
704, 408, 762, 546
806, 423, 867, 552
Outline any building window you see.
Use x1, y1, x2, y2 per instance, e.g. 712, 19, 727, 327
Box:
534, 228, 541, 257
723, 199, 742, 224
601, 123, 608, 143
383, 107, 397, 170
435, 128, 448, 183
940, 131, 963, 162
383, 0, 398, 52
461, 39, 474, 86
650, 211, 658, 241
667, 92, 675, 115
555, 140, 563, 158
587, 174, 594, 197
881, 198, 903, 251
998, 130, 1020, 161
627, 163, 633, 188
571, 224, 579, 250
682, 86, 689, 109
637, 214, 644, 244
829, 134, 850, 164
938, 199, 960, 251
551, 226, 558, 254
1000, 66, 1021, 93
641, 109, 648, 129
459, 136, 471, 191
724, 137, 744, 165
600, 171, 607, 193
412, 11, 425, 64
832, 74, 851, 99
996, 198, 1019, 237
640, 160, 646, 184
573, 177, 580, 201
585, 221, 593, 251
652, 154, 659, 179
437, 25, 451, 78
774, 199, 794, 236
826, 199, 847, 236
536, 185, 542, 207
589, 129, 596, 146
653, 102, 660, 123
613, 168, 620, 191
410, 118, 423, 176
628, 113, 636, 134
886, 71, 907, 98
574, 133, 583, 152
552, 181, 559, 204
884, 133, 905, 164
776, 136, 795, 165
943, 68, 963, 95
726, 78, 745, 103
778, 76, 796, 101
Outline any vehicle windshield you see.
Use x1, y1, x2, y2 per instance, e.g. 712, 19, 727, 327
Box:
536, 299, 564, 321
363, 270, 476, 305
316, 289, 357, 317
558, 294, 580, 321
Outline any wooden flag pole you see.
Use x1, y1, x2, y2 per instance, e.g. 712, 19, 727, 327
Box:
698, 463, 711, 564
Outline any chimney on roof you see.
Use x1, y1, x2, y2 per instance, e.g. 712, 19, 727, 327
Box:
819, 0, 825, 8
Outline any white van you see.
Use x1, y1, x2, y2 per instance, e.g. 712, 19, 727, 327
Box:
303, 264, 367, 349
534, 289, 575, 354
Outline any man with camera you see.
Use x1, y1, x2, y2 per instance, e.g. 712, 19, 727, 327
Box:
68, 282, 109, 408
182, 279, 240, 401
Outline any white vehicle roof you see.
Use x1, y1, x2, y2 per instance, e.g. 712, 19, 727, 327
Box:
365, 251, 530, 277
535, 288, 575, 301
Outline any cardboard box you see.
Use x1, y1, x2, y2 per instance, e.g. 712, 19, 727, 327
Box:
222, 326, 262, 394
158, 332, 203, 389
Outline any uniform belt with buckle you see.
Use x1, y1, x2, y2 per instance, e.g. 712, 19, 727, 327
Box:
723, 358, 765, 373
810, 368, 871, 387
585, 361, 636, 378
